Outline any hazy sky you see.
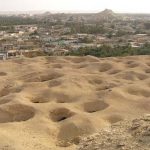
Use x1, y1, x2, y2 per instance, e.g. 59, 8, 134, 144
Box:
0, 0, 150, 13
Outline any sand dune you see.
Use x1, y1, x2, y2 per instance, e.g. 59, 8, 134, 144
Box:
0, 55, 149, 149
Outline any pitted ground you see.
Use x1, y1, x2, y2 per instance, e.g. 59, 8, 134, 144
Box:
0, 55, 149, 150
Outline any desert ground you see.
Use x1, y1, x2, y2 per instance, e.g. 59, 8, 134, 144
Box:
0, 55, 149, 150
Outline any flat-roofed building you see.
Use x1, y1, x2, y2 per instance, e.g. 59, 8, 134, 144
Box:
0, 53, 7, 60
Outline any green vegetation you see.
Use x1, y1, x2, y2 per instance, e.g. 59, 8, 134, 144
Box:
0, 16, 37, 27
144, 22, 150, 30
66, 44, 150, 57
65, 22, 106, 34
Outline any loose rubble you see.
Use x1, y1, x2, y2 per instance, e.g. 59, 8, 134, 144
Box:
78, 114, 150, 150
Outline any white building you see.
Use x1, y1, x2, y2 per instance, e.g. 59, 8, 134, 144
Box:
0, 53, 7, 60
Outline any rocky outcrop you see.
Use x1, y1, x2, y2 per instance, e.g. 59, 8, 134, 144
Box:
78, 114, 150, 150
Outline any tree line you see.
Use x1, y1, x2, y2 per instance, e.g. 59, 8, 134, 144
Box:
66, 44, 150, 57
0, 16, 38, 27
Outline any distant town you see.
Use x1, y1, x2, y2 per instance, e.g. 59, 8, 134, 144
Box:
0, 9, 150, 60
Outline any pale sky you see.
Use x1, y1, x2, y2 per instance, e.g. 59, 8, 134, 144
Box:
0, 0, 150, 13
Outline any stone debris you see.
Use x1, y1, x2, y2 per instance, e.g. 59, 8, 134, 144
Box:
78, 114, 150, 150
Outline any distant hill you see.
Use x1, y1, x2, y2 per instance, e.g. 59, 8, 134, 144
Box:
95, 9, 119, 21
98, 9, 115, 15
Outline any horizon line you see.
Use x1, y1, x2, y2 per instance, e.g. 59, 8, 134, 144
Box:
0, 9, 150, 15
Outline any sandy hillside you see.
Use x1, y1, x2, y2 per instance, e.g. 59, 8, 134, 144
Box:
0, 55, 149, 150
